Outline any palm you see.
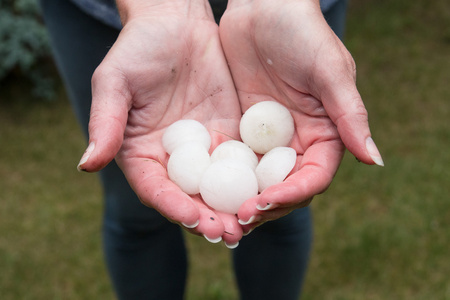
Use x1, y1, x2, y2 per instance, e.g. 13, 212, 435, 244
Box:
111, 19, 240, 170
89, 15, 243, 243
220, 1, 349, 224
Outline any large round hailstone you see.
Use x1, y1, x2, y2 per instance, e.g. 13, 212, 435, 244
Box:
239, 101, 294, 154
255, 147, 297, 192
200, 159, 258, 214
167, 142, 211, 195
210, 140, 259, 170
162, 119, 211, 155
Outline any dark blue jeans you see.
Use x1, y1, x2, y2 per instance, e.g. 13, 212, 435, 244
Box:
39, 1, 347, 299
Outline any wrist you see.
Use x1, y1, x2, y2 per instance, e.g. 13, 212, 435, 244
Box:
116, 0, 213, 25
226, 0, 319, 9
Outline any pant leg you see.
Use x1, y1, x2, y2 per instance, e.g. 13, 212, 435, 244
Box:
233, 208, 313, 300
232, 1, 349, 299
38, 1, 188, 299
323, 0, 349, 40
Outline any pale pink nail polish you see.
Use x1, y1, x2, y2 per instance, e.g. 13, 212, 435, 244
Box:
225, 242, 239, 249
256, 203, 273, 211
238, 215, 257, 226
204, 235, 222, 244
365, 137, 384, 167
182, 219, 200, 229
77, 142, 95, 171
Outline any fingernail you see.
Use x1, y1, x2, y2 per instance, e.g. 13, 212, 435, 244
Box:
77, 142, 95, 171
256, 203, 273, 211
225, 242, 239, 249
238, 215, 258, 225
365, 137, 384, 167
204, 235, 222, 244
182, 219, 199, 229
243, 227, 254, 236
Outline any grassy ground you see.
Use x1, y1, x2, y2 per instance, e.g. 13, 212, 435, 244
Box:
1, 0, 449, 299
302, 1, 450, 299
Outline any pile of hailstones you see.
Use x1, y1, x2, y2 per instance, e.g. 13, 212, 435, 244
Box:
163, 101, 297, 214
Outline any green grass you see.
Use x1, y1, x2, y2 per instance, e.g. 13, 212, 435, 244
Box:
0, 85, 112, 299
1, 0, 449, 299
301, 1, 450, 299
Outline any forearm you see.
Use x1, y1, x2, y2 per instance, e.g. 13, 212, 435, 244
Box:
116, 0, 214, 24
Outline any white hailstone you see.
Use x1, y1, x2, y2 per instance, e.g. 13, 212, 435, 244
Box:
200, 159, 258, 214
239, 101, 295, 154
210, 140, 259, 170
167, 142, 211, 195
162, 119, 211, 155
255, 147, 297, 192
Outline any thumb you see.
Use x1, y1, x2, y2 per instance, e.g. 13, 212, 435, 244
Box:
315, 46, 384, 166
324, 87, 384, 166
77, 64, 131, 172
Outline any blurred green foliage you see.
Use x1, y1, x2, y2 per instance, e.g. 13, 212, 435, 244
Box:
0, 0, 55, 99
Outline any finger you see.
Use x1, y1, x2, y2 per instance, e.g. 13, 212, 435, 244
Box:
215, 212, 243, 248
241, 222, 262, 236
195, 201, 226, 244
238, 201, 303, 230
322, 83, 384, 166
238, 139, 343, 224
120, 157, 201, 228
313, 39, 384, 166
263, 140, 344, 205
77, 63, 131, 172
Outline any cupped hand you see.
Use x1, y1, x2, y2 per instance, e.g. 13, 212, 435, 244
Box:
77, 1, 243, 246
219, 0, 384, 231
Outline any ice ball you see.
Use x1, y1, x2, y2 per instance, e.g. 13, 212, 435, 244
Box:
167, 142, 211, 195
162, 119, 211, 155
200, 159, 258, 214
255, 146, 297, 192
239, 101, 294, 154
210, 140, 259, 170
